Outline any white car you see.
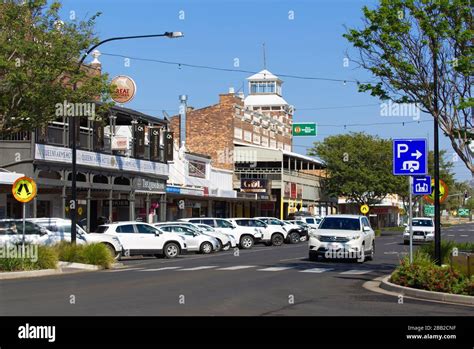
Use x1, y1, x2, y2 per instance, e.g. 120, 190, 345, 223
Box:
180, 217, 262, 249
155, 223, 219, 254
308, 215, 375, 263
403, 217, 435, 244
29, 218, 124, 259
97, 222, 187, 258
295, 216, 321, 229
285, 220, 312, 241
0, 219, 51, 245
227, 218, 286, 247
255, 217, 304, 244
195, 223, 237, 251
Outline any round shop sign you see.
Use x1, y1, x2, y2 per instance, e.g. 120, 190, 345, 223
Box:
110, 75, 137, 104
12, 176, 37, 203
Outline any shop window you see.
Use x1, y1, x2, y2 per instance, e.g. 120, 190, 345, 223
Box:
114, 177, 130, 186
93, 175, 108, 184
67, 172, 87, 182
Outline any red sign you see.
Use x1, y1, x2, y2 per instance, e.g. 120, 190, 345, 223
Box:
290, 183, 297, 199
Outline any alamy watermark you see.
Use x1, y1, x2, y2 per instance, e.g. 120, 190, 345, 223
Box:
55, 100, 96, 119
324, 247, 365, 262
0, 243, 38, 262
380, 100, 421, 120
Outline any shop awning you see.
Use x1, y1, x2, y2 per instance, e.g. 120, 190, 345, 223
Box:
0, 171, 25, 185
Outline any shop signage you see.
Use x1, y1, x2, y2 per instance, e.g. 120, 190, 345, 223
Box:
188, 160, 206, 179
241, 179, 267, 193
292, 123, 317, 136
149, 127, 161, 161
166, 186, 181, 194
164, 132, 174, 162
134, 124, 146, 158
110, 75, 137, 104
291, 183, 297, 199
93, 121, 105, 151
135, 178, 166, 192
35, 144, 168, 177
111, 136, 129, 150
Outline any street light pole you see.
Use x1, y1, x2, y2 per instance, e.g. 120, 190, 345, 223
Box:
70, 32, 183, 244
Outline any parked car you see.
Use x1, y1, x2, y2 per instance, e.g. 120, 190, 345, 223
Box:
308, 214, 375, 263
403, 217, 435, 245
96, 222, 187, 258
0, 219, 51, 245
29, 218, 124, 260
180, 217, 262, 249
155, 223, 219, 254
285, 220, 312, 241
227, 218, 286, 247
194, 223, 237, 251
294, 215, 321, 229
255, 217, 306, 244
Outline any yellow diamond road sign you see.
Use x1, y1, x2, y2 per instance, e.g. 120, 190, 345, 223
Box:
12, 176, 37, 203
360, 204, 369, 214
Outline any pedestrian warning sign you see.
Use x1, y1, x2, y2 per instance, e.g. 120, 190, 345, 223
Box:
12, 176, 37, 203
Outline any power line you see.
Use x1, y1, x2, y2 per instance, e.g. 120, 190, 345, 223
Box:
297, 103, 380, 111
100, 52, 370, 84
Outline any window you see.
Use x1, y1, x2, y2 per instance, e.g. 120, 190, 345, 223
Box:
269, 219, 282, 225
188, 219, 202, 224
362, 218, 371, 228
202, 219, 215, 227
253, 220, 266, 227
305, 218, 315, 224
319, 218, 361, 231
136, 224, 158, 234
234, 127, 242, 139
235, 219, 249, 226
270, 139, 277, 148
159, 226, 171, 232
412, 219, 433, 227
95, 226, 109, 234
244, 131, 252, 142
216, 219, 233, 228
253, 134, 261, 145
116, 224, 135, 233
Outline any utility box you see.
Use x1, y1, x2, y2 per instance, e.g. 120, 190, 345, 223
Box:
450, 252, 473, 277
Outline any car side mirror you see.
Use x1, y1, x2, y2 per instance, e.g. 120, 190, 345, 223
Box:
39, 227, 48, 236
403, 223, 408, 227
363, 226, 371, 232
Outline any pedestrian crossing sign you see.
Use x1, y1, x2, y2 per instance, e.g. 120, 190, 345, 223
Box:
12, 176, 37, 203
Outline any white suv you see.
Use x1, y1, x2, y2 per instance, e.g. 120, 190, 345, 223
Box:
255, 217, 303, 244
155, 223, 219, 254
309, 215, 375, 263
403, 217, 435, 244
97, 222, 187, 258
227, 218, 286, 247
181, 218, 262, 249
29, 218, 123, 259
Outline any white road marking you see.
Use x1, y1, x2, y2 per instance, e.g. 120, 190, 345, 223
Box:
217, 265, 256, 271
257, 267, 293, 272
384, 242, 398, 245
447, 234, 455, 237
340, 270, 373, 275
138, 267, 182, 271
178, 266, 218, 271
299, 268, 333, 273
460, 235, 469, 237
384, 252, 399, 255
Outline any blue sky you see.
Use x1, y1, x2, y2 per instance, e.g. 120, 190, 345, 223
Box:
59, 0, 471, 182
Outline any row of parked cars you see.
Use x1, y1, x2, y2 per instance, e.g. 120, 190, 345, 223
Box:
0, 216, 321, 260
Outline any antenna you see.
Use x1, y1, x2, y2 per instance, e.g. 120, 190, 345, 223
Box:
263, 42, 266, 70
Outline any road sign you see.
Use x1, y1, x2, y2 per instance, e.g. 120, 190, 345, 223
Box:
412, 175, 432, 195
12, 176, 37, 203
458, 208, 470, 217
424, 179, 449, 204
392, 139, 428, 175
292, 123, 317, 136
360, 204, 369, 214
424, 204, 435, 217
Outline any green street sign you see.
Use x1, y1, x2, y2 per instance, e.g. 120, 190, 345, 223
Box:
424, 204, 434, 217
292, 123, 317, 136
458, 208, 470, 217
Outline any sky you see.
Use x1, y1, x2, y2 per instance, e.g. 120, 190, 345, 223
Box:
58, 0, 472, 182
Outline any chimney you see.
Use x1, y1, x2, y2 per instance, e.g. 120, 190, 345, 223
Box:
90, 50, 102, 71
179, 95, 188, 149
228, 87, 235, 94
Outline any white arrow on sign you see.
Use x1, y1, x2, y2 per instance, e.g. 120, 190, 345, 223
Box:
411, 150, 422, 159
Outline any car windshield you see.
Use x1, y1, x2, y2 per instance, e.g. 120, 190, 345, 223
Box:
412, 219, 433, 227
318, 217, 361, 231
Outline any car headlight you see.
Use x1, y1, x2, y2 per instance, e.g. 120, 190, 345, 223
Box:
349, 235, 361, 240
309, 232, 320, 239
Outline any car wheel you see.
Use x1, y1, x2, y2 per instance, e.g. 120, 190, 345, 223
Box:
288, 232, 300, 244
239, 235, 254, 249
222, 242, 231, 251
103, 243, 120, 260
309, 252, 318, 261
163, 242, 180, 258
214, 239, 222, 252
366, 241, 375, 261
300, 235, 308, 242
200, 242, 213, 254
403, 240, 409, 245
271, 233, 284, 246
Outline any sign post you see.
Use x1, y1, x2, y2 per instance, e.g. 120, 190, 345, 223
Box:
12, 176, 37, 256
393, 139, 428, 263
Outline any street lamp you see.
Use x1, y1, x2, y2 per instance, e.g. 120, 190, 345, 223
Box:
70, 31, 183, 244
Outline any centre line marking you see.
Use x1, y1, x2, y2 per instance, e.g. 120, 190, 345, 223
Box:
138, 267, 182, 271
178, 266, 217, 271
384, 242, 398, 245
299, 268, 333, 273
217, 265, 256, 271
257, 267, 293, 272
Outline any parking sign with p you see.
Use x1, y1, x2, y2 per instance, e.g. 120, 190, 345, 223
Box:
393, 139, 428, 176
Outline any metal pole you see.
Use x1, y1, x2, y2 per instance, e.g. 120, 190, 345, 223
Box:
71, 109, 77, 244
409, 176, 413, 263
22, 202, 26, 253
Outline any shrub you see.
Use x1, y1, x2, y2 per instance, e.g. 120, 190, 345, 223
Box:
36, 245, 59, 270
418, 240, 474, 264
0, 244, 58, 272
390, 252, 473, 296
53, 242, 114, 269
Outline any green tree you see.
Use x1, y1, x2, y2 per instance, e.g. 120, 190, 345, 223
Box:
344, 0, 473, 174
308, 132, 399, 206
0, 0, 111, 135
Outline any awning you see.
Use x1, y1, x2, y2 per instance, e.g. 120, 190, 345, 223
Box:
0, 171, 25, 185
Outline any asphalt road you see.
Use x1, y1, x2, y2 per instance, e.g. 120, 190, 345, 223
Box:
0, 224, 472, 316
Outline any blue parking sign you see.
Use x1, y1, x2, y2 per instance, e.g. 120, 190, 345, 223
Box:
412, 176, 432, 195
393, 139, 428, 175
